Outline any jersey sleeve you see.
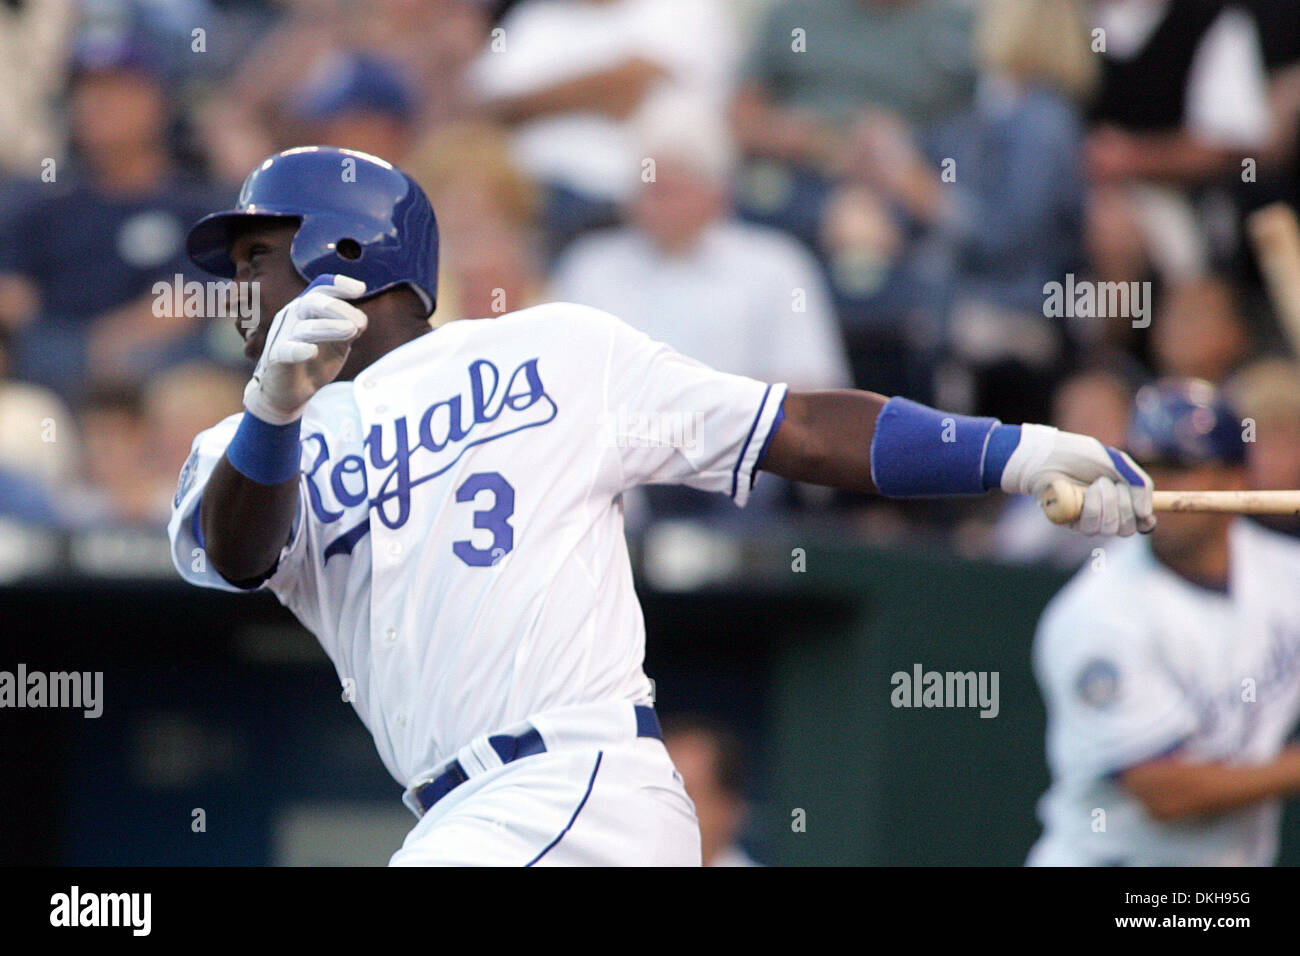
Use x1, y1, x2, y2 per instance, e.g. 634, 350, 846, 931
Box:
588, 304, 787, 506
166, 412, 308, 593
1034, 595, 1200, 781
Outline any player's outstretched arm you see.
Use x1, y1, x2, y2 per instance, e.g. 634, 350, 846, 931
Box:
201, 275, 368, 586
1121, 747, 1300, 822
759, 390, 889, 495
760, 391, 1156, 535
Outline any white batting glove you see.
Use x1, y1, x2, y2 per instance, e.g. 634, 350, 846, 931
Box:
1000, 424, 1156, 536
244, 274, 368, 424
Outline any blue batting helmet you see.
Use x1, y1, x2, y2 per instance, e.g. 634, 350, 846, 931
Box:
186, 146, 438, 314
1126, 378, 1246, 467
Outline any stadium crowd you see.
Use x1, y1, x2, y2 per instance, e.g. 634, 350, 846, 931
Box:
2, 0, 1300, 567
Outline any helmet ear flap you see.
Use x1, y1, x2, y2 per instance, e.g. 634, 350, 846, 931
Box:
288, 212, 357, 283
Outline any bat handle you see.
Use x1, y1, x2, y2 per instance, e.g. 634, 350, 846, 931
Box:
1039, 478, 1085, 525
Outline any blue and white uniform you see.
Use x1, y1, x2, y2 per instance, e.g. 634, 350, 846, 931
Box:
168, 302, 786, 865
1029, 520, 1300, 866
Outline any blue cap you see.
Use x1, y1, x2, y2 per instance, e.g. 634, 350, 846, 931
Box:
1126, 378, 1246, 467
296, 53, 417, 122
68, 30, 163, 82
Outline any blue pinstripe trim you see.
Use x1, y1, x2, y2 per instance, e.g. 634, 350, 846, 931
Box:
731, 384, 774, 499
524, 751, 603, 867
754, 400, 786, 474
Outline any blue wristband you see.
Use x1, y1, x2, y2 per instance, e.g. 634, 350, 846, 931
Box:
226, 411, 303, 485
980, 424, 1022, 490
870, 397, 1006, 497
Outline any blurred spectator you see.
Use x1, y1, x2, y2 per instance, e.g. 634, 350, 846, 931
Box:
68, 382, 163, 526
408, 120, 540, 239
470, 0, 741, 256
843, 0, 1097, 422
1242, 0, 1300, 211
406, 120, 545, 322
0, 0, 73, 178
1031, 378, 1300, 866
551, 105, 850, 522
662, 716, 761, 867
0, 325, 73, 526
1226, 356, 1300, 536
438, 221, 546, 323
722, 0, 780, 48
76, 0, 249, 82
1150, 275, 1254, 384
734, 0, 975, 160
551, 104, 850, 390
198, 0, 488, 184
64, 361, 241, 530
992, 367, 1134, 569
292, 52, 419, 163
0, 34, 225, 404
143, 360, 244, 486
0, 325, 79, 486
1051, 369, 1135, 459
1085, 0, 1271, 287
402, 121, 541, 322
731, 0, 975, 250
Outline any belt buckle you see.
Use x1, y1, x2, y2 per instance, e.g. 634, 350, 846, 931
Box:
402, 785, 426, 819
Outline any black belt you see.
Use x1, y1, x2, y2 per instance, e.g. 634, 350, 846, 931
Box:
410, 704, 663, 816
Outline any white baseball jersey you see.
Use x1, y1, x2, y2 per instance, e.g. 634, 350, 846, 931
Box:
1029, 519, 1300, 866
168, 302, 787, 794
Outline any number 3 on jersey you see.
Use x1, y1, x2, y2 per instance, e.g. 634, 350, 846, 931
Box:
453, 472, 515, 567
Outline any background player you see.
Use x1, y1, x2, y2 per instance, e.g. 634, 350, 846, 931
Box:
171, 145, 1156, 866
1029, 379, 1300, 866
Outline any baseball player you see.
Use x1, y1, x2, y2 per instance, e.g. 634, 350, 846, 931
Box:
1029, 380, 1300, 866
170, 146, 1155, 866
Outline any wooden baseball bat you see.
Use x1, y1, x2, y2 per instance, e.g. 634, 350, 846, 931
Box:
1039, 479, 1300, 524
1248, 202, 1300, 355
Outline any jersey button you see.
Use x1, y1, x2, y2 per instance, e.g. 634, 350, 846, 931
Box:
375, 404, 388, 414
396, 714, 408, 728
362, 379, 376, 390
383, 627, 397, 644
388, 541, 403, 557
